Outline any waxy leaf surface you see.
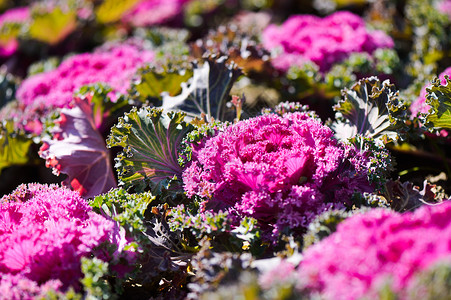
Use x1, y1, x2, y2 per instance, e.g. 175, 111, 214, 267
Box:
107, 107, 193, 193
39, 96, 117, 198
162, 56, 242, 121
332, 76, 408, 144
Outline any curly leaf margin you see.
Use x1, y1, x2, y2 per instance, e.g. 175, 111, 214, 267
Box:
107, 107, 194, 193
332, 76, 409, 144
424, 76, 451, 129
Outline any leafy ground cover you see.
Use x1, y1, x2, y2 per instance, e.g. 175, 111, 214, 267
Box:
0, 0, 450, 299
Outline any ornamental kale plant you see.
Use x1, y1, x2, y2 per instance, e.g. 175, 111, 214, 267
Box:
199, 200, 451, 300
0, 39, 154, 141
0, 183, 116, 293
298, 201, 451, 300
16, 40, 154, 110
1, 1, 451, 298
262, 11, 394, 72
183, 112, 373, 240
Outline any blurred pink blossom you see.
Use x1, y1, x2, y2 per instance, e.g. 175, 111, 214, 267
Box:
121, 0, 191, 27
17, 40, 154, 108
262, 11, 394, 72
298, 201, 451, 299
0, 274, 62, 300
439, 0, 451, 19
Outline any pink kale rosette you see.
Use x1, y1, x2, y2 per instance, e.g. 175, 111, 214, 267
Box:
9, 40, 154, 135
0, 183, 115, 293
298, 201, 451, 299
17, 41, 154, 109
121, 0, 191, 27
0, 274, 62, 300
262, 11, 394, 72
182, 113, 372, 240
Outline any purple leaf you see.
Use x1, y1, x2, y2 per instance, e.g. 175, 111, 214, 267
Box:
39, 96, 117, 198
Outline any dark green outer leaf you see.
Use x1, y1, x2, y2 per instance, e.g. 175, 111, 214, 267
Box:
162, 56, 242, 121
107, 107, 193, 193
0, 69, 19, 109
332, 76, 408, 144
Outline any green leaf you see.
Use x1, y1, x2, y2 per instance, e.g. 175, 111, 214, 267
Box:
162, 56, 242, 121
80, 257, 114, 300
29, 7, 77, 45
303, 209, 356, 250
27, 56, 60, 76
406, 261, 451, 300
0, 120, 33, 174
107, 107, 194, 193
332, 76, 408, 144
92, 188, 154, 247
95, 0, 140, 24
130, 65, 193, 104
425, 76, 451, 129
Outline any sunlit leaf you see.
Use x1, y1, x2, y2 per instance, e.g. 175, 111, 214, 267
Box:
141, 27, 190, 48
29, 7, 77, 45
332, 76, 408, 144
130, 64, 193, 104
0, 22, 21, 47
425, 76, 451, 129
91, 188, 155, 247
162, 56, 242, 121
107, 107, 194, 193
95, 0, 139, 24
0, 120, 33, 174
39, 96, 117, 198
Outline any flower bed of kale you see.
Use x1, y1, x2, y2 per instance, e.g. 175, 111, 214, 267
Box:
0, 0, 450, 299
